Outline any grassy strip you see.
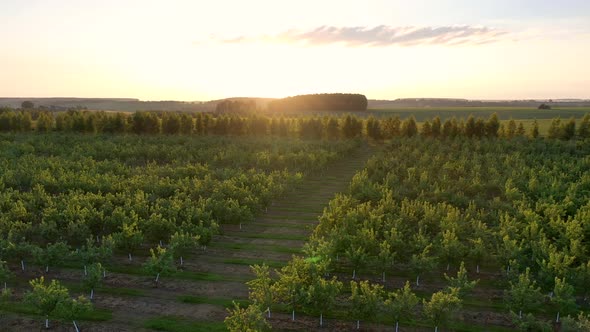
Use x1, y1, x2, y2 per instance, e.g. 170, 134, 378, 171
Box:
64, 282, 146, 297
0, 302, 112, 321
178, 295, 249, 308
108, 265, 247, 282
247, 221, 313, 229
236, 233, 308, 241
208, 242, 302, 254
220, 258, 285, 269
144, 316, 227, 332
262, 214, 318, 221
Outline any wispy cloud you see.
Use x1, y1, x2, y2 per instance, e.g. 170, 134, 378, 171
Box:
215, 25, 508, 47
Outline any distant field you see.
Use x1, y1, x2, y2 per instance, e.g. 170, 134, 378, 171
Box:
366, 106, 590, 121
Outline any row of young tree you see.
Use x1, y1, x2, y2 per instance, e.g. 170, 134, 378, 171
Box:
228, 260, 590, 331
0, 269, 94, 332
0, 239, 191, 330
234, 136, 590, 330
0, 135, 358, 292
2, 107, 588, 141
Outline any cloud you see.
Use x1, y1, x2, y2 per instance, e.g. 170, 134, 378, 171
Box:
216, 25, 508, 47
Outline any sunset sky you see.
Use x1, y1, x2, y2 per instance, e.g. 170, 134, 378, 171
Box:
1, 0, 589, 101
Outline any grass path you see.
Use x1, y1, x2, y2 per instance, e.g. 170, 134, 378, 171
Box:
86, 143, 375, 331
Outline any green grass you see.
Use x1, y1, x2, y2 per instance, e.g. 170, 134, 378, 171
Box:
107, 265, 247, 282
262, 214, 318, 221
144, 316, 227, 332
178, 295, 249, 308
208, 242, 302, 254
220, 258, 285, 269
0, 302, 112, 321
248, 221, 313, 229
365, 106, 590, 121
236, 232, 308, 241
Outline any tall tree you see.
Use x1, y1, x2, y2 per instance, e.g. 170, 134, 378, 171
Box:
349, 280, 383, 330
423, 288, 462, 332
143, 246, 176, 286
24, 277, 71, 329
505, 267, 543, 318
246, 264, 275, 318
383, 281, 419, 332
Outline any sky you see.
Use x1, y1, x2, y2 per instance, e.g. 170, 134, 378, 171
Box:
1, 0, 589, 101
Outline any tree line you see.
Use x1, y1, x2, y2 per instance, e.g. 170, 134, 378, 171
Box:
1, 108, 589, 141
267, 94, 368, 112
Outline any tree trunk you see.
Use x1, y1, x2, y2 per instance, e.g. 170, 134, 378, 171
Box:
416, 275, 420, 287
292, 310, 295, 321
320, 313, 323, 327
73, 320, 80, 332
45, 265, 49, 273
446, 263, 450, 271
128, 253, 132, 261
103, 269, 106, 278
4, 282, 6, 291
155, 273, 160, 283
556, 311, 560, 323
90, 288, 94, 300
159, 240, 163, 247
476, 264, 480, 274
267, 306, 270, 318
180, 256, 184, 266
519, 310, 522, 319
45, 316, 49, 329
21, 260, 25, 271
434, 326, 438, 332
239, 223, 242, 230
356, 320, 360, 330
382, 271, 385, 283
395, 321, 399, 332
352, 269, 356, 280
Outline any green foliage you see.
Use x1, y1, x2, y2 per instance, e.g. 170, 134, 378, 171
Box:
169, 231, 199, 260
57, 295, 93, 322
303, 276, 342, 316
505, 268, 543, 315
551, 277, 577, 317
246, 264, 274, 309
349, 280, 383, 324
113, 222, 144, 257
268, 93, 368, 112
224, 302, 270, 332
510, 312, 551, 332
24, 277, 70, 323
77, 236, 114, 265
32, 242, 70, 272
0, 261, 12, 284
444, 261, 478, 297
83, 263, 103, 293
423, 288, 462, 328
530, 119, 539, 138
383, 281, 419, 323
143, 246, 176, 279
409, 244, 437, 285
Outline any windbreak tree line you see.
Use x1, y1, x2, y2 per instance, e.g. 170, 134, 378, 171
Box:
0, 108, 589, 141
267, 93, 368, 112
238, 136, 590, 330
